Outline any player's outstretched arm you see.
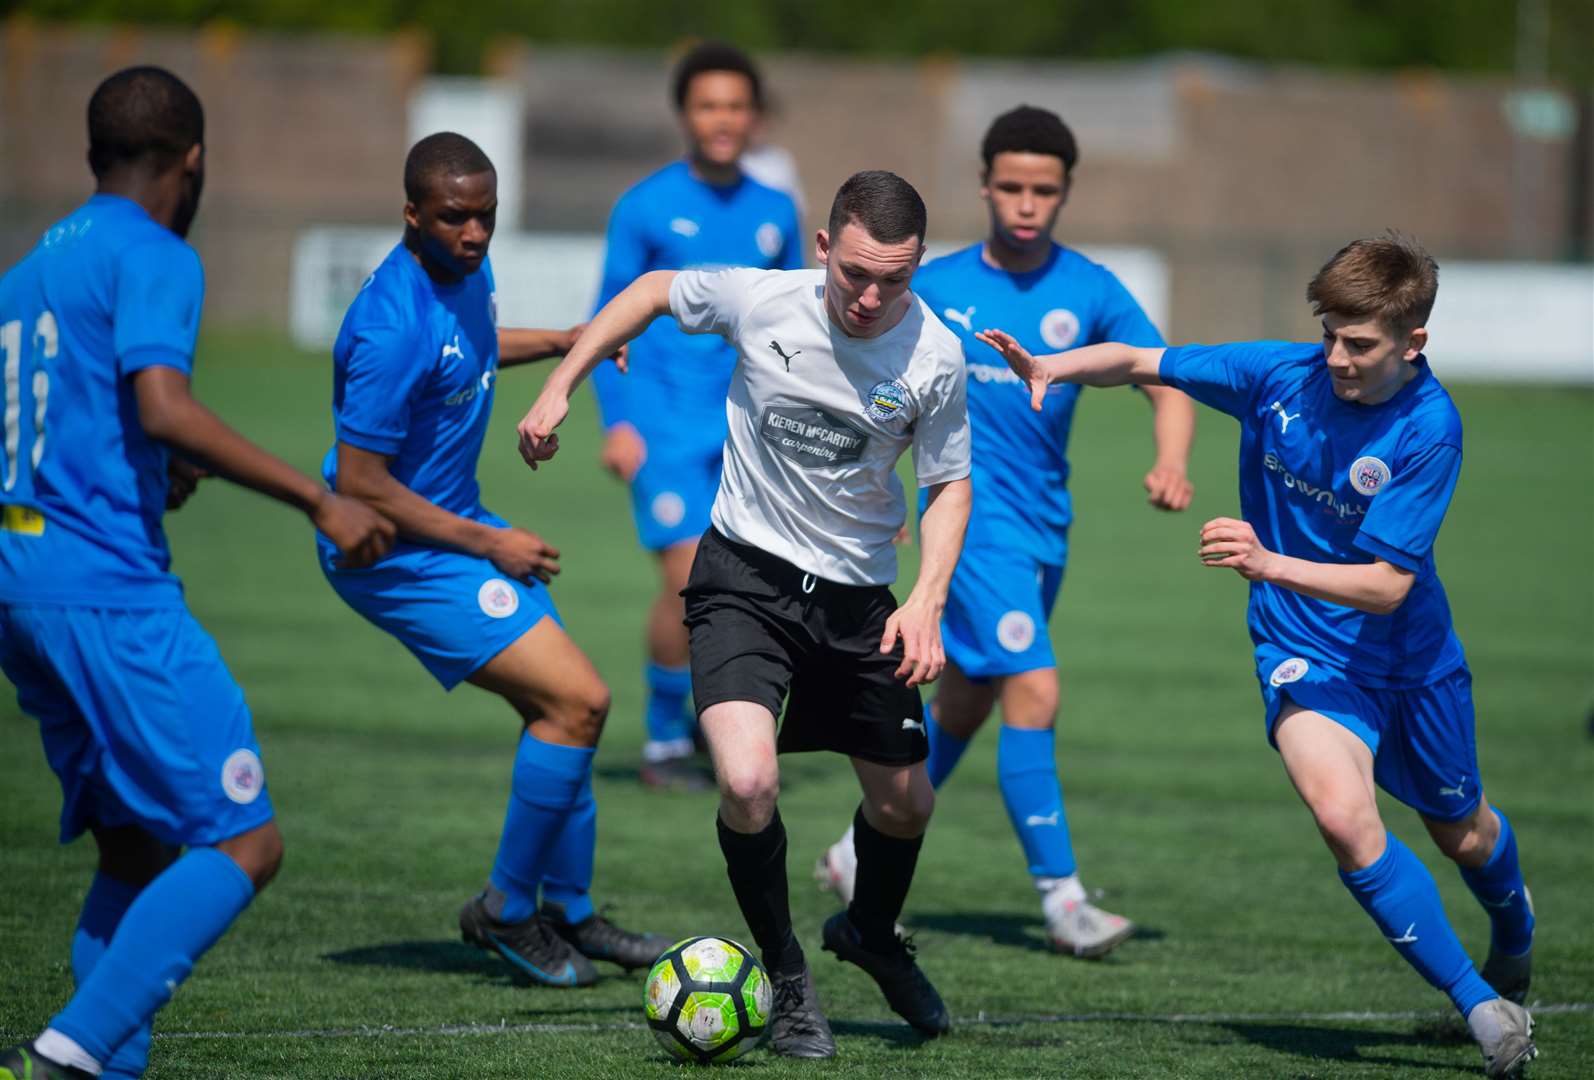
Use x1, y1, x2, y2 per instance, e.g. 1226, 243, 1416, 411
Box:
497, 325, 630, 372
1198, 516, 1415, 614
881, 476, 972, 687
516, 270, 677, 469
334, 443, 559, 582
975, 330, 1166, 410
133, 367, 394, 568
1140, 384, 1196, 511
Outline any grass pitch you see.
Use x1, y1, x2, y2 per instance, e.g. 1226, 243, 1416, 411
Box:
2, 332, 1590, 1078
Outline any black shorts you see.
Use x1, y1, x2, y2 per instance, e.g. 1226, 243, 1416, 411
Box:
683, 528, 927, 766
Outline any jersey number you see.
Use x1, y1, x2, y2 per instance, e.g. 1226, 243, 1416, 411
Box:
1, 311, 58, 491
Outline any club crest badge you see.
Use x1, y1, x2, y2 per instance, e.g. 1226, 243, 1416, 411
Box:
1269, 657, 1310, 687
478, 578, 520, 619
866, 379, 909, 423
1349, 456, 1391, 496
651, 491, 686, 528
1040, 308, 1080, 350
997, 610, 1036, 653
220, 749, 265, 804
756, 222, 783, 259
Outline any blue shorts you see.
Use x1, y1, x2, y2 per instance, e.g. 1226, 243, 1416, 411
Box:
628, 432, 723, 553
0, 603, 275, 846
941, 545, 1066, 681
322, 542, 559, 689
1256, 647, 1480, 822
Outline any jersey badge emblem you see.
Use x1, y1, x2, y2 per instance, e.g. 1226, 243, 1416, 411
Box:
756, 222, 783, 259
220, 749, 265, 804
478, 578, 521, 619
1269, 657, 1310, 687
865, 379, 909, 423
670, 217, 700, 237
651, 491, 686, 528
943, 306, 975, 332
1040, 308, 1080, 350
769, 340, 802, 371
1349, 456, 1391, 496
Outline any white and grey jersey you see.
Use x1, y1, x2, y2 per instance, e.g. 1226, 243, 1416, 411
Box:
669, 267, 971, 586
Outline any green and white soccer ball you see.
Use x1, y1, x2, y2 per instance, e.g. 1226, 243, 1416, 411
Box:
644, 935, 771, 1063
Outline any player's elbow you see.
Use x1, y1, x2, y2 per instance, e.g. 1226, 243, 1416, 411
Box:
1366, 564, 1416, 615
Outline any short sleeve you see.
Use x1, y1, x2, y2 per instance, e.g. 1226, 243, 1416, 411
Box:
1095, 273, 1164, 348
670, 268, 760, 340
335, 320, 432, 456
1158, 341, 1278, 419
114, 238, 203, 377
1354, 441, 1462, 572
912, 352, 972, 487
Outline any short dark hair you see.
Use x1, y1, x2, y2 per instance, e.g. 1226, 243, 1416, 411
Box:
671, 41, 764, 111
403, 132, 495, 204
1306, 231, 1439, 334
826, 171, 927, 246
87, 66, 204, 179
980, 105, 1078, 173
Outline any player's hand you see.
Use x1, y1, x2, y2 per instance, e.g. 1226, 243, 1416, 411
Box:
881, 596, 946, 688
1198, 516, 1275, 581
975, 328, 1049, 412
1144, 463, 1194, 512
599, 423, 647, 483
313, 491, 396, 569
166, 456, 209, 510
892, 523, 912, 546
566, 323, 629, 374
486, 526, 561, 583
517, 392, 568, 470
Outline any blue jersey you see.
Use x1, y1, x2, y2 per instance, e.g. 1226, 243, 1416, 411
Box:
321, 242, 500, 550
1160, 341, 1466, 688
0, 195, 204, 607
589, 161, 802, 435
913, 243, 1164, 563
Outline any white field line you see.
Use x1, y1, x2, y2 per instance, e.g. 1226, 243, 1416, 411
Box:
145, 1001, 1594, 1041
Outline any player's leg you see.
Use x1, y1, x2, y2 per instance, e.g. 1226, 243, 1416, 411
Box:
639, 538, 710, 789
821, 757, 950, 1037
460, 616, 655, 985
4, 604, 279, 1077
994, 666, 1136, 957
1396, 667, 1535, 1005
1273, 703, 1501, 1018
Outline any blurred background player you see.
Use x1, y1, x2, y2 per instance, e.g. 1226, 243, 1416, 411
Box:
318, 132, 667, 988
519, 171, 972, 1056
589, 41, 803, 790
815, 105, 1196, 958
0, 67, 393, 1079
980, 232, 1538, 1078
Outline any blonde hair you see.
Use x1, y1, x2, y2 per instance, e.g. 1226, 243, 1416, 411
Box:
1306, 231, 1438, 334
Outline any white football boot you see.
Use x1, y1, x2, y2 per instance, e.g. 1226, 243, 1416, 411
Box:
1467, 997, 1537, 1078
1040, 877, 1136, 958
814, 825, 858, 905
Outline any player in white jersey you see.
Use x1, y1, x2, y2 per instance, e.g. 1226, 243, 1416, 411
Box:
518, 172, 971, 1058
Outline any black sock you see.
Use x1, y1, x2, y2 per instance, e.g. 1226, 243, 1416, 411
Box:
717, 809, 804, 976
847, 804, 924, 954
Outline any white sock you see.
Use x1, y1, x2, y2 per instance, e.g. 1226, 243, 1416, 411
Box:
641, 737, 693, 763
35, 1029, 103, 1076
1035, 873, 1087, 906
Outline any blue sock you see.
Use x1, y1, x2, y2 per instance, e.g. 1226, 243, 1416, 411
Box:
70, 874, 150, 1079
540, 774, 596, 925
644, 662, 692, 745
1459, 808, 1534, 956
996, 724, 1077, 879
925, 702, 970, 788
50, 848, 255, 1064
1340, 832, 1497, 1017
489, 731, 595, 923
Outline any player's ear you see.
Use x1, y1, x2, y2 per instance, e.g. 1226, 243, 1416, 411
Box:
1060, 169, 1073, 207
183, 143, 203, 174
815, 228, 830, 266
403, 201, 421, 232
1404, 326, 1428, 361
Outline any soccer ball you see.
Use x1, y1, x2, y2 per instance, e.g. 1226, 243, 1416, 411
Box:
643, 936, 771, 1063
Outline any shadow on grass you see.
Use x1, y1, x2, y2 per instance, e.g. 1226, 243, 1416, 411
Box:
1221, 1020, 1467, 1072
907, 911, 1167, 956
828, 1017, 938, 1051
320, 939, 640, 1000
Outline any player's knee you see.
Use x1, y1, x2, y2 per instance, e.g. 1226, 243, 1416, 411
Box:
1426, 807, 1494, 866
217, 821, 284, 892
548, 682, 610, 746
1311, 803, 1383, 864
865, 784, 935, 837
717, 763, 779, 822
